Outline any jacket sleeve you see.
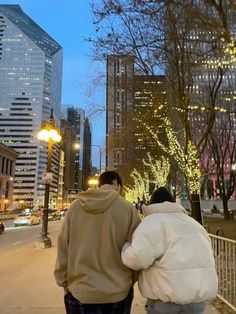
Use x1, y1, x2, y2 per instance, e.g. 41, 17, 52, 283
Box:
126, 205, 141, 242
121, 228, 156, 271
54, 213, 70, 290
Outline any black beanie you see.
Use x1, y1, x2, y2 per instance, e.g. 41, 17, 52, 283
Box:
149, 187, 174, 204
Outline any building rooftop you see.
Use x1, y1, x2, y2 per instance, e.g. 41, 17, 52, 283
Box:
0, 4, 62, 56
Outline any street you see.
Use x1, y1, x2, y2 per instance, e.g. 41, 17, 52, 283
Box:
0, 220, 65, 314
0, 220, 62, 254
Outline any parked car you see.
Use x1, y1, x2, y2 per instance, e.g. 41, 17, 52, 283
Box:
48, 211, 61, 221
0, 221, 5, 234
13, 213, 41, 226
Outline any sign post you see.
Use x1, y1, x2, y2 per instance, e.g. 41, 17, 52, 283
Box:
67, 189, 79, 199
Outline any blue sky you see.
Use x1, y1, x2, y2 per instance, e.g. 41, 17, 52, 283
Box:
0, 0, 106, 168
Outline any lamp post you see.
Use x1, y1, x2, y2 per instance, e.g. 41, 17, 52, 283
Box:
36, 109, 61, 248
19, 200, 24, 211
91, 144, 102, 174
3, 199, 9, 212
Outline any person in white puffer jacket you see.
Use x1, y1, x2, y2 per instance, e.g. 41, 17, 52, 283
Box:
121, 187, 218, 314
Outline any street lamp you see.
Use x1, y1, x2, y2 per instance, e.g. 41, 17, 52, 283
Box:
36, 109, 61, 248
19, 200, 24, 211
88, 178, 99, 189
3, 199, 9, 212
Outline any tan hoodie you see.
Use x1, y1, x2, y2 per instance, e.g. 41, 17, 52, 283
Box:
54, 185, 140, 303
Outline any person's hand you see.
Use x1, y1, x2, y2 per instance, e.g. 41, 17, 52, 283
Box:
122, 242, 131, 251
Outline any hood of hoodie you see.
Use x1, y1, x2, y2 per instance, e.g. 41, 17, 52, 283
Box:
143, 201, 188, 216
77, 185, 120, 214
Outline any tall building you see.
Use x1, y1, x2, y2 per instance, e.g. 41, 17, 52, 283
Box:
61, 106, 87, 200
60, 116, 77, 202
106, 55, 167, 184
0, 5, 63, 208
106, 55, 134, 181
82, 117, 92, 190
0, 143, 17, 211
67, 106, 85, 190
57, 149, 64, 210
134, 75, 167, 164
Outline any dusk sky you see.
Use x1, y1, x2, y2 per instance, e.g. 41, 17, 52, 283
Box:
0, 0, 106, 168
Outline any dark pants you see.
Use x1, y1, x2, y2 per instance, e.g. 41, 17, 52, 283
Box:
64, 288, 134, 314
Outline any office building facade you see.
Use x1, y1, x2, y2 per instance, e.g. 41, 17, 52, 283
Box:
0, 143, 17, 211
61, 106, 87, 201
0, 5, 63, 208
106, 55, 134, 181
134, 75, 167, 163
106, 55, 167, 184
82, 117, 92, 190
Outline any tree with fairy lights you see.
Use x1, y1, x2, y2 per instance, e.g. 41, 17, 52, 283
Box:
142, 153, 170, 191
124, 154, 170, 204
124, 169, 150, 204
142, 117, 202, 223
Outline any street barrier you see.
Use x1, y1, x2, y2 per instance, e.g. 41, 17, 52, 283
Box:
209, 234, 236, 311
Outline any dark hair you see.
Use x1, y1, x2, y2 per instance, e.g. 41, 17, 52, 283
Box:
149, 187, 174, 204
98, 171, 123, 188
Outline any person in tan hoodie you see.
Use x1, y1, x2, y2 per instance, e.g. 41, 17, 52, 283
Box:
54, 170, 140, 314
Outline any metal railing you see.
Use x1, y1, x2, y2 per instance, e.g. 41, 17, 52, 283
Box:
209, 234, 236, 311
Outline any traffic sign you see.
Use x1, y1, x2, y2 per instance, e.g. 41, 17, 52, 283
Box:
67, 189, 79, 198
42, 172, 53, 184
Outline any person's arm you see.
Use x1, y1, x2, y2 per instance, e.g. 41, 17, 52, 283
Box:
122, 219, 165, 271
122, 227, 156, 271
54, 213, 70, 291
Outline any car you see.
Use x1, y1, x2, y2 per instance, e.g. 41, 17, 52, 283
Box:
48, 211, 61, 221
0, 221, 5, 234
13, 213, 41, 226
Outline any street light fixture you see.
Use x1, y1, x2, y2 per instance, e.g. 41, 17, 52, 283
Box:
88, 178, 99, 189
36, 109, 61, 249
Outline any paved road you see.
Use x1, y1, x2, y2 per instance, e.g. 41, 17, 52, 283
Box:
0, 220, 61, 254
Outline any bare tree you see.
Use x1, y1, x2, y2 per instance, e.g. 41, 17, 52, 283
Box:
207, 111, 236, 219
90, 0, 165, 73
90, 0, 236, 222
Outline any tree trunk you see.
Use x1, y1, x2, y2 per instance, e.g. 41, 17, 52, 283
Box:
190, 193, 203, 225
222, 197, 230, 220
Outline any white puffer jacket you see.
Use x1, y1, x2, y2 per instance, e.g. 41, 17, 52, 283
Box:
121, 202, 218, 304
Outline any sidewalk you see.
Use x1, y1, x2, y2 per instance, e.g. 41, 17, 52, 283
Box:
0, 233, 220, 314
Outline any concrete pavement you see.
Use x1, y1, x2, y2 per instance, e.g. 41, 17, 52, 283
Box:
0, 232, 220, 313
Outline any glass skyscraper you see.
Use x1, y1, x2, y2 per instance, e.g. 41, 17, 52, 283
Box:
0, 5, 63, 208
61, 106, 85, 196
